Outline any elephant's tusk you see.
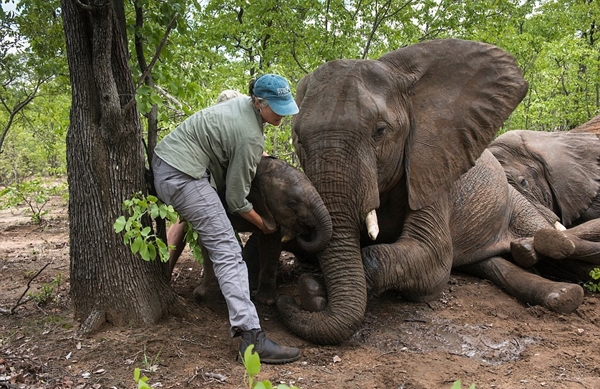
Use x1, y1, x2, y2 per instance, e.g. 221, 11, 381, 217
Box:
281, 232, 297, 243
366, 210, 379, 240
554, 221, 567, 231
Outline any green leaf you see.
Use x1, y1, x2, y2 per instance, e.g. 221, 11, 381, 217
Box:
147, 243, 157, 260
131, 237, 143, 254
139, 242, 149, 260
114, 216, 126, 233
159, 206, 167, 219
191, 244, 203, 264
157, 239, 170, 263
244, 344, 261, 375
141, 226, 152, 237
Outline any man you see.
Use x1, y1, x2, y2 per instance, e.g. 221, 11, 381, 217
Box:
152, 74, 301, 364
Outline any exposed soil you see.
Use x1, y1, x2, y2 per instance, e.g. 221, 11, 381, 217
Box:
1, 195, 599, 389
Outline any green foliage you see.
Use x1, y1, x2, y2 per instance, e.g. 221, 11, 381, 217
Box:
29, 273, 63, 305
133, 367, 152, 389
451, 380, 476, 389
0, 91, 69, 183
242, 345, 299, 389
114, 192, 204, 264
140, 344, 162, 372
584, 268, 600, 293
5, 0, 600, 187
0, 178, 65, 223
114, 192, 178, 262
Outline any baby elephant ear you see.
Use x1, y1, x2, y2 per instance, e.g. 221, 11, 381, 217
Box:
379, 39, 528, 210
249, 157, 278, 231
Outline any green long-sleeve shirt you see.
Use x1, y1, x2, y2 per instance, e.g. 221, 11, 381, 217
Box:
154, 96, 264, 214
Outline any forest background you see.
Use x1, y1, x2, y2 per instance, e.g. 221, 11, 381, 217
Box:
1, 0, 599, 184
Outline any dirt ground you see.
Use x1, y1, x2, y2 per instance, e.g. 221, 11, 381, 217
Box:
1, 195, 600, 389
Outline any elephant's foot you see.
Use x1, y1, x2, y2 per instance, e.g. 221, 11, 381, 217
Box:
534, 228, 576, 260
539, 283, 584, 314
192, 282, 224, 305
511, 237, 541, 268
298, 273, 327, 312
252, 287, 277, 306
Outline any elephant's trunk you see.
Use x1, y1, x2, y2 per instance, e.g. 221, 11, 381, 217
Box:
277, 153, 372, 344
278, 223, 367, 344
295, 199, 332, 253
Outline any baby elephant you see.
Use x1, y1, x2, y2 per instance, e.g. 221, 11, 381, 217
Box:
171, 156, 332, 306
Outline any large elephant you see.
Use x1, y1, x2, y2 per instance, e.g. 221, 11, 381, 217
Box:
176, 156, 332, 306
277, 39, 587, 345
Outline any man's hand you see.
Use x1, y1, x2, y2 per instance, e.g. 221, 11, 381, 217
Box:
239, 209, 277, 234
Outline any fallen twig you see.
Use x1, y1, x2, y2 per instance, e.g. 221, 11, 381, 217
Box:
4, 262, 50, 315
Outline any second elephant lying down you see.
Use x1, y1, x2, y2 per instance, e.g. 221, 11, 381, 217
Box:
489, 119, 600, 280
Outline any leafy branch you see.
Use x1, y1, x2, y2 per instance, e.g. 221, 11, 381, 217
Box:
114, 192, 203, 264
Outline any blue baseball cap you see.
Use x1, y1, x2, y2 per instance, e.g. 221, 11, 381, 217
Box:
253, 74, 299, 116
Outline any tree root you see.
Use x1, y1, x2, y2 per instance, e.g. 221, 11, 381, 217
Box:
77, 310, 106, 336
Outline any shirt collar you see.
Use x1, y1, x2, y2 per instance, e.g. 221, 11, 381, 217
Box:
250, 99, 265, 130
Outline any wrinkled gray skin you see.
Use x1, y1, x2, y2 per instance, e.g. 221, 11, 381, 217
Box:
277, 39, 586, 345
489, 129, 600, 228
489, 121, 600, 273
193, 156, 332, 306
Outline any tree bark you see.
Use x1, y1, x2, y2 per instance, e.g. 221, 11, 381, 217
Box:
61, 0, 184, 334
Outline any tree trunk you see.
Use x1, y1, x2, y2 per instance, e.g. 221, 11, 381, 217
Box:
61, 0, 184, 335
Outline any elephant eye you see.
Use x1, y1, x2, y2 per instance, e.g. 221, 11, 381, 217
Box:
287, 197, 299, 209
373, 122, 387, 140
518, 176, 528, 188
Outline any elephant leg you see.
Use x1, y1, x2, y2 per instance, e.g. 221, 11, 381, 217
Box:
535, 227, 600, 264
193, 245, 224, 304
298, 273, 327, 312
459, 256, 584, 314
566, 218, 600, 241
363, 205, 453, 302
242, 233, 261, 290
253, 231, 283, 306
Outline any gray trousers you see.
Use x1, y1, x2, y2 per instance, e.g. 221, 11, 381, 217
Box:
152, 156, 261, 335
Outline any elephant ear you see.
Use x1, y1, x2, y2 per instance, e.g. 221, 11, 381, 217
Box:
249, 157, 278, 231
378, 39, 528, 210
569, 114, 600, 135
292, 73, 313, 168
522, 131, 600, 226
